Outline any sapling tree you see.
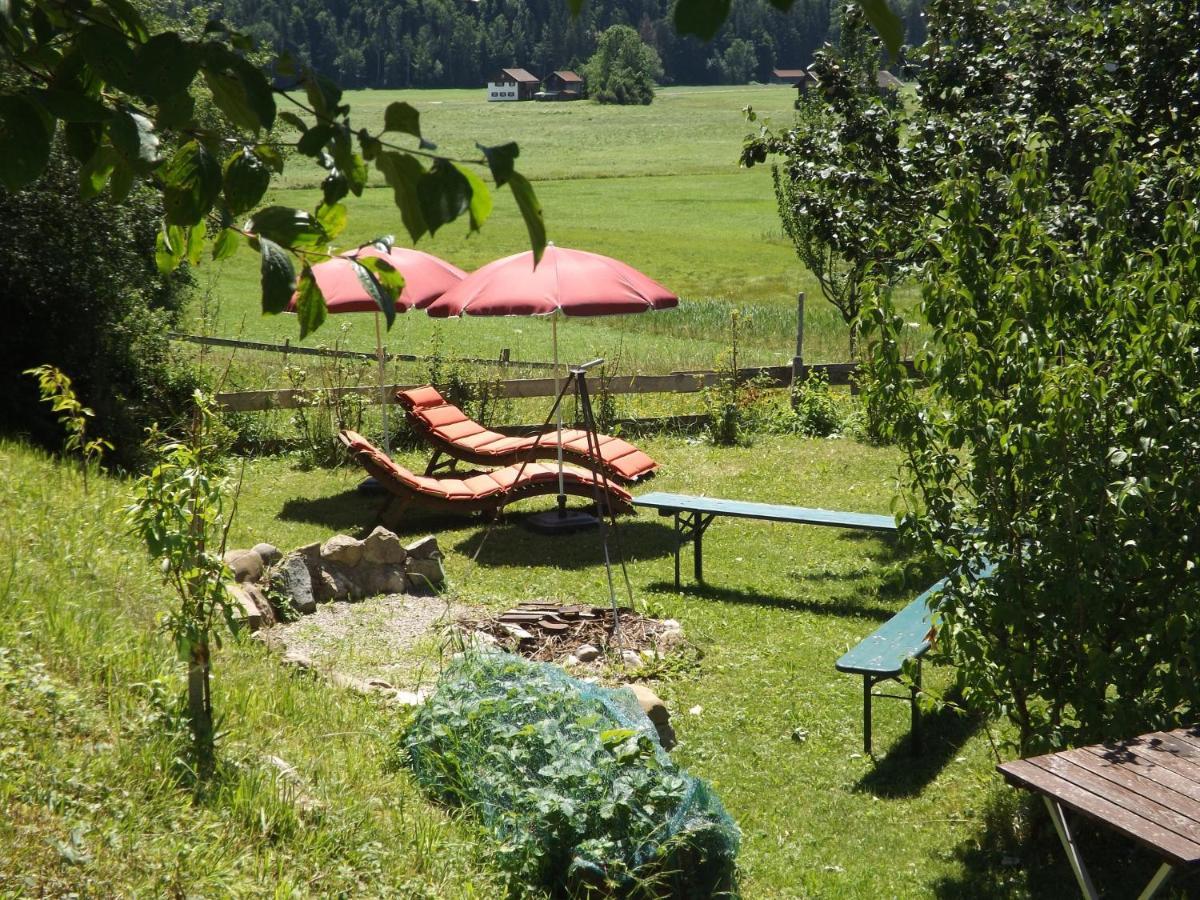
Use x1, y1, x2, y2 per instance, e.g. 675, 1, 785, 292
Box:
128, 392, 239, 776
23, 364, 114, 493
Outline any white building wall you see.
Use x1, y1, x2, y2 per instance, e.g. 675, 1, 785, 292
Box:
487, 82, 520, 101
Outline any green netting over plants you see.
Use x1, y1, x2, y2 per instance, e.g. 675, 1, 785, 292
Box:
403, 651, 740, 898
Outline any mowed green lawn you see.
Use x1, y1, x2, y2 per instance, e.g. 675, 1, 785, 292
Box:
192, 86, 865, 388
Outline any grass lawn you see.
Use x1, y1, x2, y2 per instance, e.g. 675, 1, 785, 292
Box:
7, 432, 1189, 897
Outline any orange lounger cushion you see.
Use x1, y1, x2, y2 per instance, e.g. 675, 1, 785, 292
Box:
338, 431, 633, 520
395, 386, 659, 483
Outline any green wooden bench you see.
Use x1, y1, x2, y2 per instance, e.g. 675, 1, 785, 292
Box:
631, 491, 896, 589
835, 579, 945, 756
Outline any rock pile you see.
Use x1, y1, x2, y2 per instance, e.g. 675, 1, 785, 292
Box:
224, 528, 446, 631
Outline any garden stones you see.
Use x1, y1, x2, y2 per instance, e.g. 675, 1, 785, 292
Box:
628, 683, 676, 750
222, 530, 446, 632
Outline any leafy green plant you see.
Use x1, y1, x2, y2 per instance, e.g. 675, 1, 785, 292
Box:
23, 365, 113, 493
785, 370, 841, 438
403, 652, 739, 897
127, 392, 241, 778
582, 25, 664, 106
867, 141, 1200, 755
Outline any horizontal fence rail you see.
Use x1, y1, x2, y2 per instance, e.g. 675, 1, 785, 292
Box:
170, 332, 558, 370
214, 361, 917, 413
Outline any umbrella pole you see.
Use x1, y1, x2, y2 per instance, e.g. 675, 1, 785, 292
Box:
376, 311, 390, 456
553, 315, 566, 515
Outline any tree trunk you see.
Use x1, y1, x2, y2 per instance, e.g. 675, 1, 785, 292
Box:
187, 642, 214, 777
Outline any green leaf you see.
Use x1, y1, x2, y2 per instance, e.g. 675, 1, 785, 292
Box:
383, 101, 421, 138
77, 24, 139, 93
253, 143, 284, 174
417, 158, 472, 235
202, 45, 275, 133
455, 163, 492, 232
109, 159, 134, 201
155, 222, 187, 273
0, 96, 53, 190
294, 265, 327, 339
162, 140, 221, 226
322, 171, 349, 206
212, 227, 240, 261
63, 122, 101, 164
330, 130, 368, 196
673, 0, 732, 41
28, 88, 110, 122
185, 222, 205, 266
358, 254, 405, 309
107, 108, 160, 173
134, 33, 200, 100
375, 150, 427, 243
314, 202, 348, 241
222, 147, 270, 216
79, 146, 117, 198
303, 69, 342, 119
258, 237, 295, 314
154, 91, 195, 130
507, 171, 546, 265
98, 0, 149, 43
278, 111, 307, 133
246, 205, 329, 249
859, 0, 904, 60
297, 124, 334, 157
350, 259, 395, 329
479, 142, 519, 187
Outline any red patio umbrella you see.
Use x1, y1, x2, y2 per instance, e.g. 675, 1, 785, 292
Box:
424, 244, 678, 501
288, 245, 466, 453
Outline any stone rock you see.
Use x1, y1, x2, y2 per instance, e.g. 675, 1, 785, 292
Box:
273, 554, 317, 615
628, 683, 670, 725
565, 654, 581, 667
243, 582, 277, 628
575, 643, 601, 663
362, 526, 407, 565
621, 649, 643, 669
226, 583, 261, 631
282, 650, 313, 670
253, 543, 282, 567
405, 556, 445, 593
362, 565, 408, 597
224, 549, 264, 584
655, 619, 686, 651
321, 535, 364, 567
404, 535, 441, 560
391, 690, 427, 707
656, 722, 678, 751
295, 541, 323, 568
501, 623, 533, 642
314, 566, 355, 603
366, 677, 394, 690
329, 671, 375, 695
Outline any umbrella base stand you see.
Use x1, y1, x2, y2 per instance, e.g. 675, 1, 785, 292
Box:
524, 504, 601, 534
356, 476, 387, 496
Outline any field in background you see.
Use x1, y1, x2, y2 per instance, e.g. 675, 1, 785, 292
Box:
191, 86, 893, 399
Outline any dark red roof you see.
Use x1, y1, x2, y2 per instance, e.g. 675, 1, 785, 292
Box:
552, 70, 583, 83
772, 68, 811, 79
500, 68, 539, 83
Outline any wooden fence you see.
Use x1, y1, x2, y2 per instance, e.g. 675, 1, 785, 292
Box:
212, 361, 912, 413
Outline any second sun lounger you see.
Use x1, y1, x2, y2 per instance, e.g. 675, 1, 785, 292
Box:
339, 430, 634, 522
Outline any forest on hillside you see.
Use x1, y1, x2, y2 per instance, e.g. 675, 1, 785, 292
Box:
179, 0, 925, 89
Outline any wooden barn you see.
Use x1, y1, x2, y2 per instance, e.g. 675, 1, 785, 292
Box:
772, 67, 818, 92
487, 68, 540, 102
539, 70, 584, 101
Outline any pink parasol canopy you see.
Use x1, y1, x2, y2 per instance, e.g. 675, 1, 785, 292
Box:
287, 245, 466, 454
287, 245, 467, 314
424, 244, 678, 505
424, 245, 677, 319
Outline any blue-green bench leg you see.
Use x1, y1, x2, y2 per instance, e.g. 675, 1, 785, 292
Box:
671, 511, 717, 589
861, 663, 922, 756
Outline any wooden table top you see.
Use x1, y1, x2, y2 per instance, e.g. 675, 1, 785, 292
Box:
998, 727, 1200, 866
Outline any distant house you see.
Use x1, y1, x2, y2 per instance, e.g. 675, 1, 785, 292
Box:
772, 67, 818, 91
487, 68, 540, 102
538, 70, 584, 101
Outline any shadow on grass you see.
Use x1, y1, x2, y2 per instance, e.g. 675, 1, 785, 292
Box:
277, 490, 497, 537
454, 519, 679, 570
855, 702, 984, 798
929, 786, 1200, 898
644, 578, 899, 621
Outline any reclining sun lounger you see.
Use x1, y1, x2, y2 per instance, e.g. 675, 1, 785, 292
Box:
396, 386, 659, 484
338, 430, 634, 521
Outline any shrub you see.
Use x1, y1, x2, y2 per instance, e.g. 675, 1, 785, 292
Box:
404, 652, 740, 897
786, 371, 841, 437
0, 144, 199, 471
582, 25, 663, 106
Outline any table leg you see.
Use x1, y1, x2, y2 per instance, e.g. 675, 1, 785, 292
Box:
673, 512, 682, 590
1043, 796, 1099, 900
1137, 862, 1175, 900
693, 513, 703, 583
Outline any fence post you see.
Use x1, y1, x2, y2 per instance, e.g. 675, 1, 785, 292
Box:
500, 348, 511, 365
791, 292, 805, 409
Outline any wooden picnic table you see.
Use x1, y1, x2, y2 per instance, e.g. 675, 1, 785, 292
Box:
998, 726, 1200, 898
